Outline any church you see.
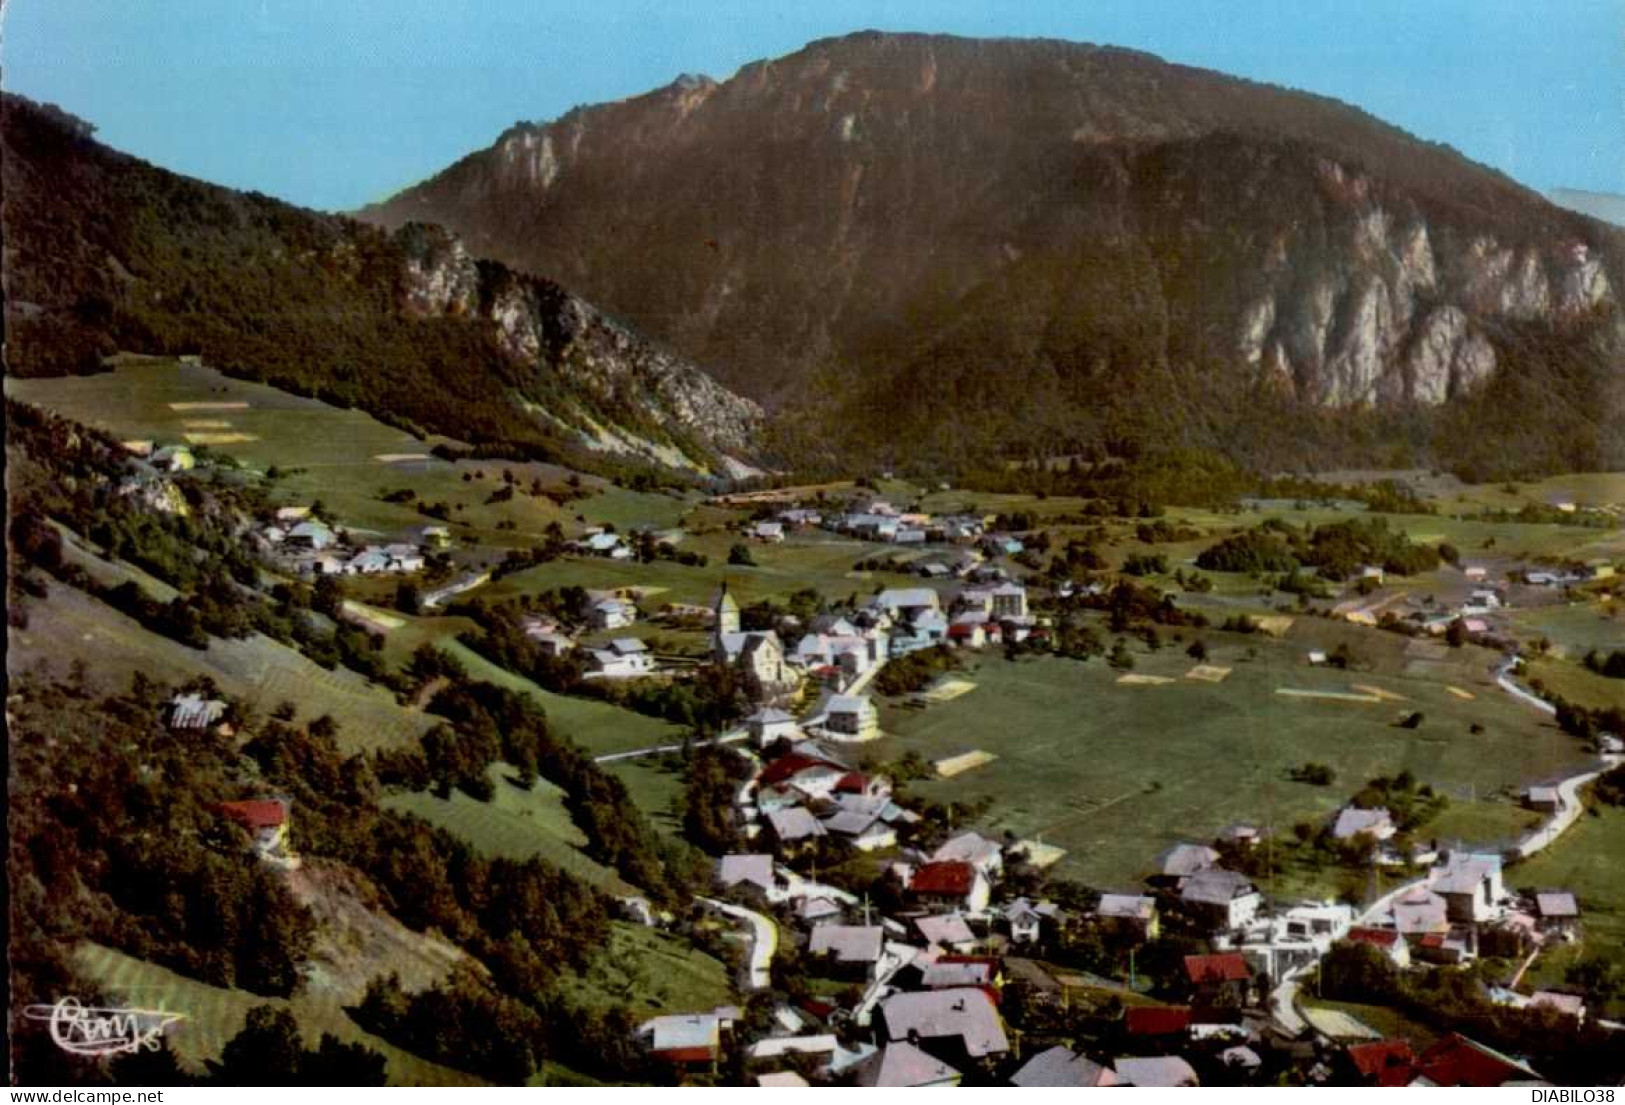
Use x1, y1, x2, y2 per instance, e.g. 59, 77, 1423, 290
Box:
711, 582, 798, 703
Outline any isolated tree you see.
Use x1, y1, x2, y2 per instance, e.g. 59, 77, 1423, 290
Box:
1186, 639, 1208, 661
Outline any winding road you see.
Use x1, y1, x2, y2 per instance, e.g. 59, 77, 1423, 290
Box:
698, 897, 777, 991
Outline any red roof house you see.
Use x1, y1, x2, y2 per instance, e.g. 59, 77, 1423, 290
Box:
1182, 953, 1250, 985
1415, 1033, 1542, 1087
1346, 1040, 1418, 1087
1126, 1005, 1192, 1037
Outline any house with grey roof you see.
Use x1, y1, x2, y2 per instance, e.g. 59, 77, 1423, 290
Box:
766, 807, 827, 848
821, 694, 878, 739
1097, 894, 1160, 940
931, 831, 1003, 877
1010, 1046, 1119, 1087
1157, 842, 1220, 878
914, 913, 977, 953
854, 1041, 961, 1088
717, 854, 776, 895
807, 924, 884, 979
878, 988, 1009, 1061
1534, 891, 1580, 935
1432, 852, 1505, 923
1180, 868, 1263, 931
1115, 1055, 1200, 1087
1333, 806, 1396, 841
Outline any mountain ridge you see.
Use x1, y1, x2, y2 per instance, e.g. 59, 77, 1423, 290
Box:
363, 31, 1625, 478
0, 94, 762, 478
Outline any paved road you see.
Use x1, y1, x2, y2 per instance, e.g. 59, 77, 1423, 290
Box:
698, 897, 777, 991
1495, 658, 1557, 716
593, 728, 750, 764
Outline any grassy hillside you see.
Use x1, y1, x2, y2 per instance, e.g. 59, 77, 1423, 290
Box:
74, 944, 482, 1086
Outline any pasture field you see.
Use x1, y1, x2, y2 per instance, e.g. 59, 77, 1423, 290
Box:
1527, 657, 1625, 712
9, 583, 435, 753
436, 640, 683, 757
72, 944, 482, 1086
552, 922, 734, 1018
1507, 603, 1625, 661
1503, 802, 1625, 1018
482, 532, 928, 612
5, 358, 675, 548
383, 765, 631, 893
870, 629, 1592, 891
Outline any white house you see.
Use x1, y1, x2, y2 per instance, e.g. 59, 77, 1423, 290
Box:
822, 695, 879, 739
589, 598, 637, 630
1179, 869, 1262, 931
588, 638, 655, 678
748, 707, 801, 747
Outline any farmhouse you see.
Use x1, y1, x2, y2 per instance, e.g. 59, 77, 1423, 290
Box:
1156, 842, 1220, 880
807, 924, 885, 977
1432, 852, 1505, 923
750, 521, 785, 543
766, 807, 827, 849
821, 694, 879, 739
1179, 869, 1263, 931
639, 1011, 732, 1067
215, 797, 294, 865
1096, 894, 1160, 941
854, 1042, 962, 1088
747, 707, 800, 746
1182, 953, 1252, 1006
579, 532, 632, 559
717, 854, 777, 895
1523, 786, 1563, 813
878, 988, 1009, 1062
589, 597, 637, 630
871, 588, 943, 624
1009, 1047, 1118, 1088
1534, 892, 1580, 936
908, 860, 991, 913
914, 914, 978, 953
1392, 889, 1450, 941
588, 638, 655, 678
286, 519, 337, 550
820, 807, 896, 851
1332, 806, 1396, 841
931, 832, 1004, 878
1001, 898, 1058, 944
1346, 927, 1412, 969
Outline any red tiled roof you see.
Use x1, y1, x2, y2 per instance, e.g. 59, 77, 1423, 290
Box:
1416, 1033, 1539, 1087
1347, 926, 1401, 948
215, 799, 287, 830
651, 1045, 717, 1065
1126, 1005, 1192, 1036
835, 772, 870, 793
1347, 1040, 1417, 1087
1182, 953, 1250, 984
910, 860, 975, 897
759, 753, 842, 788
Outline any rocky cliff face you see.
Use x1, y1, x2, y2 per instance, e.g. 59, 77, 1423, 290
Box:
1, 94, 761, 477
364, 32, 1625, 474
395, 223, 762, 469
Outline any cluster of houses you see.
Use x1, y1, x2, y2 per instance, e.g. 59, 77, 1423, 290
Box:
639, 797, 1584, 1087
748, 496, 1026, 562
255, 505, 445, 577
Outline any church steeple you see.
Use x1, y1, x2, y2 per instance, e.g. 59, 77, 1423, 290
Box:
713, 579, 741, 637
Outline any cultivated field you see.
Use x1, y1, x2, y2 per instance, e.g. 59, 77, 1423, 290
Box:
872, 630, 1593, 891
73, 943, 481, 1085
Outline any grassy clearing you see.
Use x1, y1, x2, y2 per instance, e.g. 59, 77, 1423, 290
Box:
602, 754, 688, 839
9, 583, 434, 753
72, 943, 481, 1086
553, 922, 734, 1018
1527, 657, 1625, 712
436, 640, 682, 756
383, 765, 630, 893
1507, 603, 1625, 661
871, 629, 1591, 891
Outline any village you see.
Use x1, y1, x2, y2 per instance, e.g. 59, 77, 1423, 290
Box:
11, 377, 1623, 1088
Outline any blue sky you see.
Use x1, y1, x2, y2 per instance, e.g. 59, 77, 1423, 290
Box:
4, 0, 1619, 212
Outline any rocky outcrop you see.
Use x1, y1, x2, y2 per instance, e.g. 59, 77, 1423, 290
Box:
397, 222, 762, 468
